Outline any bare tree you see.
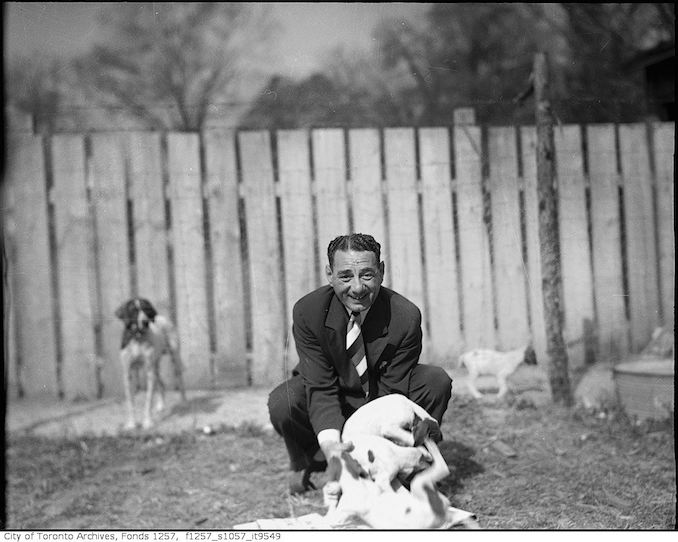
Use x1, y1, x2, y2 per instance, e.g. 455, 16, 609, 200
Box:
6, 54, 72, 133
363, 3, 672, 125
75, 2, 277, 131
370, 4, 544, 125
323, 45, 418, 126
529, 3, 674, 121
240, 44, 419, 130
536, 3, 674, 51
534, 52, 572, 406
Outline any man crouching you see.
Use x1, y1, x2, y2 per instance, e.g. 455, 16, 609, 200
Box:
267, 233, 453, 494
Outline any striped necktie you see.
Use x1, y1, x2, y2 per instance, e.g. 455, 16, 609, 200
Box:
347, 311, 369, 397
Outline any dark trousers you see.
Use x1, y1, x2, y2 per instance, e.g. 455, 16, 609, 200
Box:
267, 364, 453, 471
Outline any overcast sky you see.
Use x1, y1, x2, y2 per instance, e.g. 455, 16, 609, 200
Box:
4, 2, 432, 77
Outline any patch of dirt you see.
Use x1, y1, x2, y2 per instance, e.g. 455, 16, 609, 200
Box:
5, 396, 675, 529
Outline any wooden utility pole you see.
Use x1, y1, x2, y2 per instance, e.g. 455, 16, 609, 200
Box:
534, 52, 572, 406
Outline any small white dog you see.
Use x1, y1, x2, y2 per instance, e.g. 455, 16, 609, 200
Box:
320, 394, 462, 528
459, 345, 537, 399
323, 437, 454, 529
346, 433, 431, 493
342, 393, 442, 447
341, 394, 443, 490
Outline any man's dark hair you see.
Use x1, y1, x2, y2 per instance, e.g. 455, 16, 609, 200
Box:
327, 233, 381, 269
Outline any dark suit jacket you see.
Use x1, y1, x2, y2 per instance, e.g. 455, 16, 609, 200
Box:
292, 284, 422, 436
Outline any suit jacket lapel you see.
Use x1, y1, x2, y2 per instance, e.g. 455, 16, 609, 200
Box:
362, 289, 389, 369
325, 294, 350, 365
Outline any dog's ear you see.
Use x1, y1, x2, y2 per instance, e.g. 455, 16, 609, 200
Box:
524, 346, 537, 365
115, 300, 133, 322
327, 456, 343, 482
121, 329, 134, 349
423, 485, 447, 519
341, 450, 369, 480
137, 298, 157, 321
413, 416, 442, 446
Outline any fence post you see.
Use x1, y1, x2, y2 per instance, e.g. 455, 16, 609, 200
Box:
534, 52, 572, 406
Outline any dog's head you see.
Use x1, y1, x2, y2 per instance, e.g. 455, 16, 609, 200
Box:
115, 298, 158, 342
523, 346, 537, 366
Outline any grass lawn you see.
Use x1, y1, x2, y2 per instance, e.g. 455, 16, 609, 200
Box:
5, 394, 675, 529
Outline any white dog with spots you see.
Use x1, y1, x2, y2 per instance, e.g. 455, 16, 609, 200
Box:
321, 395, 477, 529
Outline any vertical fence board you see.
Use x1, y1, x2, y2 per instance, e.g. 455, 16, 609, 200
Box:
167, 133, 211, 387
313, 129, 349, 279
128, 133, 171, 313
278, 129, 315, 374
455, 126, 495, 350
5, 264, 19, 396
419, 127, 461, 365
587, 125, 628, 361
349, 128, 387, 262
3, 168, 20, 398
652, 122, 675, 326
204, 129, 248, 386
239, 131, 285, 385
5, 135, 58, 396
619, 124, 660, 351
3, 186, 20, 396
384, 128, 426, 322
555, 125, 595, 367
51, 135, 98, 399
127, 132, 176, 388
90, 133, 130, 396
520, 127, 548, 362
488, 127, 530, 350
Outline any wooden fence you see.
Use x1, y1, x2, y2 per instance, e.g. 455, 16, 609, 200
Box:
2, 122, 674, 399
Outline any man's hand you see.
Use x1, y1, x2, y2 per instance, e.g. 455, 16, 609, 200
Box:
320, 439, 354, 462
321, 440, 354, 511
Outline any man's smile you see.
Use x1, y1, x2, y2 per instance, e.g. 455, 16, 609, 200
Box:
326, 249, 385, 313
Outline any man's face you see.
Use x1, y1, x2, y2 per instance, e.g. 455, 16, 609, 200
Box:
326, 249, 384, 314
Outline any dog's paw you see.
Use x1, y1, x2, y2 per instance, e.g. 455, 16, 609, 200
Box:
416, 445, 433, 463
323, 480, 341, 509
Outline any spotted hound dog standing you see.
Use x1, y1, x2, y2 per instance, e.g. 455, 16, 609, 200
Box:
115, 298, 186, 429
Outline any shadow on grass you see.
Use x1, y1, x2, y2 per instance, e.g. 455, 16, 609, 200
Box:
438, 440, 484, 495
168, 394, 222, 417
